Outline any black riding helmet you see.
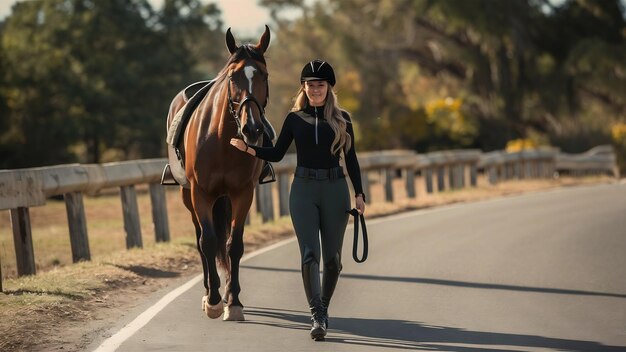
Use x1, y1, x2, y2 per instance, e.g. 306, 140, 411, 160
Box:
300, 60, 336, 86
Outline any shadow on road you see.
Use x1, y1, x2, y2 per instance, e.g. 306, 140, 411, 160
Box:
241, 265, 626, 299
110, 264, 180, 278
244, 306, 625, 351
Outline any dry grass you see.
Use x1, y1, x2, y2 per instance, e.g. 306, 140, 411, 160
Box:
0, 174, 618, 351
0, 186, 295, 279
0, 240, 201, 351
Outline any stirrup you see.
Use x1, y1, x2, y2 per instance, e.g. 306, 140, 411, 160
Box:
160, 164, 179, 186
259, 162, 276, 184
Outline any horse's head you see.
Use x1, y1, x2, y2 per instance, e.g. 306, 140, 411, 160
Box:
224, 26, 270, 145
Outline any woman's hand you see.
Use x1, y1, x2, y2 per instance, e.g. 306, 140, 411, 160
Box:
355, 194, 366, 215
230, 138, 248, 153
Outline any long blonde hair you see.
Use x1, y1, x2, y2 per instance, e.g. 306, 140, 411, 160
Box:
292, 86, 352, 155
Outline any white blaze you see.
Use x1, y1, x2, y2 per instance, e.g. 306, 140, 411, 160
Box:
244, 65, 256, 93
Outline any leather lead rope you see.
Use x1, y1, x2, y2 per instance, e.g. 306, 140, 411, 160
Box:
347, 208, 368, 263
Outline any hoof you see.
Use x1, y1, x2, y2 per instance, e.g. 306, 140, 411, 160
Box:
202, 296, 224, 319
223, 305, 245, 321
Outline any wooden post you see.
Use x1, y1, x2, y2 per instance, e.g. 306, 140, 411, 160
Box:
437, 167, 445, 192
447, 165, 456, 189
546, 160, 554, 178
425, 168, 434, 193
451, 164, 463, 189
404, 168, 416, 199
278, 173, 290, 217
120, 185, 143, 249
255, 184, 274, 223
455, 165, 461, 188
470, 163, 478, 187
149, 183, 170, 243
489, 166, 498, 184
383, 168, 394, 202
10, 207, 36, 276
64, 192, 91, 262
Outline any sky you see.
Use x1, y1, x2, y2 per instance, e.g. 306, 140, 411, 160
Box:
0, 0, 274, 37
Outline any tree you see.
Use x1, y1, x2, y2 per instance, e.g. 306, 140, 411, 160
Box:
0, 0, 225, 168
260, 0, 625, 153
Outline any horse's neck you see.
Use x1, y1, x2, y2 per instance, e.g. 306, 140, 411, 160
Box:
203, 85, 239, 144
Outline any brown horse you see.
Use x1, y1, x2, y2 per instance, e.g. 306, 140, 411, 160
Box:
167, 27, 270, 321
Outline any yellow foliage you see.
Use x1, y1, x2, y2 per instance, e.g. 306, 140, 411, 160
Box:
425, 97, 462, 117
611, 122, 626, 143
425, 97, 476, 145
506, 138, 538, 152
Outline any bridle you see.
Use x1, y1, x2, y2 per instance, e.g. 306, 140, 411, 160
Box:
226, 72, 269, 139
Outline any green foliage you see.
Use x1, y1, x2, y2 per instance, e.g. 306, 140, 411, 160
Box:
0, 0, 624, 168
261, 0, 625, 154
0, 0, 223, 168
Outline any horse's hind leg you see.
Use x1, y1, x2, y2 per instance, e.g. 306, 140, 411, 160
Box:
190, 187, 224, 318
222, 189, 254, 321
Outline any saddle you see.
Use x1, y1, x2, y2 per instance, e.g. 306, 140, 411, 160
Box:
161, 80, 277, 187
161, 80, 216, 188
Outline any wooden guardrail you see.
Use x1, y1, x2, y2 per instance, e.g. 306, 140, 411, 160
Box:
0, 160, 168, 283
0, 145, 618, 289
555, 145, 620, 177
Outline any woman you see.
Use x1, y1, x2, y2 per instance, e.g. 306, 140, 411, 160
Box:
230, 59, 365, 341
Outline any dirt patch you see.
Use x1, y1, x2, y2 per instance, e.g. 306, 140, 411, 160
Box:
0, 176, 617, 351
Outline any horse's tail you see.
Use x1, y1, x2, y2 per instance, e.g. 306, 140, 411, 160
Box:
212, 195, 232, 271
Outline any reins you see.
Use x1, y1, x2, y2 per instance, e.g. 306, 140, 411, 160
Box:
347, 208, 368, 263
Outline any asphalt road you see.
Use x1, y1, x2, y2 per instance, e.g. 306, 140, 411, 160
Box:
90, 183, 626, 352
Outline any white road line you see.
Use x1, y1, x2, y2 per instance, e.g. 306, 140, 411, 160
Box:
92, 237, 296, 352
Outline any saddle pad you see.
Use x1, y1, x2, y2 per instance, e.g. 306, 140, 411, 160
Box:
166, 107, 186, 146
166, 79, 216, 148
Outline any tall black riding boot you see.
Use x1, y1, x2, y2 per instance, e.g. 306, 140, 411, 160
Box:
302, 261, 327, 341
321, 255, 342, 329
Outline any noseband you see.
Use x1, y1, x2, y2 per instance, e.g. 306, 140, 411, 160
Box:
227, 74, 268, 139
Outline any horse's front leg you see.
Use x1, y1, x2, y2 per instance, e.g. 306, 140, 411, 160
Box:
223, 187, 254, 321
182, 188, 207, 311
190, 187, 224, 319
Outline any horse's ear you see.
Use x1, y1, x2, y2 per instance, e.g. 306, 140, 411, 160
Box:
226, 27, 238, 54
256, 25, 271, 54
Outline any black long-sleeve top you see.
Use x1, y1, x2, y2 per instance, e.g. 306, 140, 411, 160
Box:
250, 105, 364, 195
